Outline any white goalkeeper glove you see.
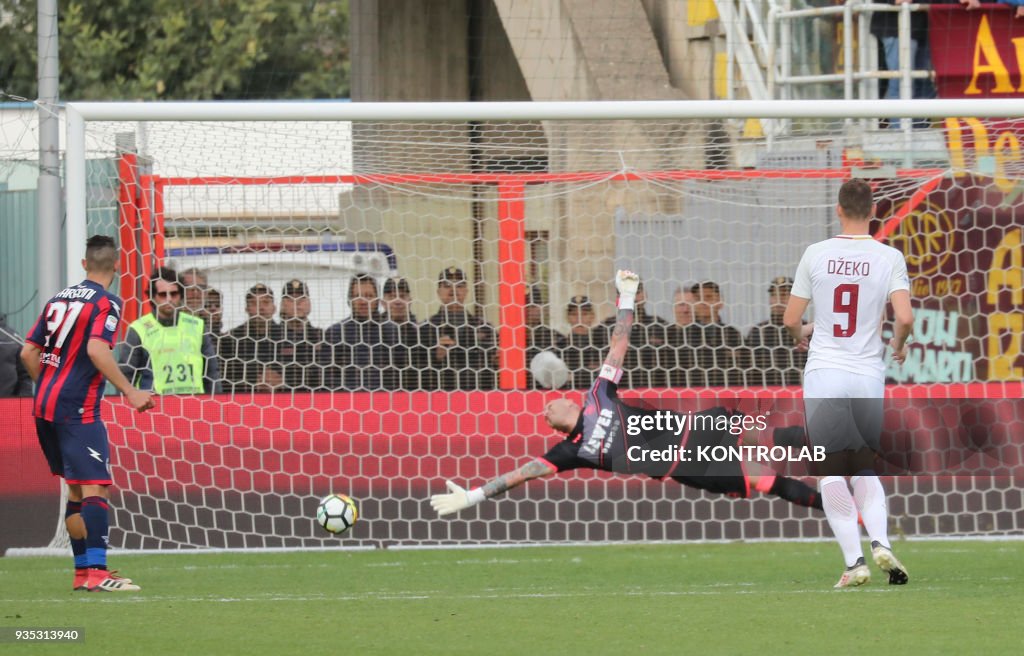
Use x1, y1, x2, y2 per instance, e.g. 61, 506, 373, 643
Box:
430, 480, 486, 517
615, 269, 640, 311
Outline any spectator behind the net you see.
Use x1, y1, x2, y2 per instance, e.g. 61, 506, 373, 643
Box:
179, 267, 208, 316
870, 0, 976, 121
592, 280, 673, 388
673, 285, 696, 330
383, 276, 426, 390
119, 267, 220, 394
196, 286, 224, 337
196, 286, 224, 394
746, 276, 808, 387
277, 278, 323, 391
525, 286, 567, 389
219, 283, 284, 393
561, 295, 603, 389
686, 280, 746, 387
322, 274, 400, 390
0, 314, 33, 397
667, 286, 697, 387
254, 362, 285, 394
1000, 0, 1024, 19
426, 266, 497, 391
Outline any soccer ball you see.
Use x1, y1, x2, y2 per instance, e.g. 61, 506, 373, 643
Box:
315, 493, 358, 535
530, 350, 570, 389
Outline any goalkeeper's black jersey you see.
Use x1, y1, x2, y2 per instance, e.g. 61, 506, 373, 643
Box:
539, 377, 810, 499
540, 376, 691, 478
539, 375, 789, 483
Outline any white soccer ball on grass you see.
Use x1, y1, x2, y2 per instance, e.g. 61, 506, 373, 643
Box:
315, 493, 358, 535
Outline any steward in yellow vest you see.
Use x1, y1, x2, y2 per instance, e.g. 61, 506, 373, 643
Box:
117, 267, 220, 394
128, 313, 207, 393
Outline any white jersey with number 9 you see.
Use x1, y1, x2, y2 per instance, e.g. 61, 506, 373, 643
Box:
791, 235, 910, 381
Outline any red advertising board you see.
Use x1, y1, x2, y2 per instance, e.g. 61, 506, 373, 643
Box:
2, 387, 1021, 500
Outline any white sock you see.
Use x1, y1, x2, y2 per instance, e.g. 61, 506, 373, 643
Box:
851, 474, 889, 549
821, 476, 863, 567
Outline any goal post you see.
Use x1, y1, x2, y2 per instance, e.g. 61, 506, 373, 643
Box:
23, 98, 1023, 553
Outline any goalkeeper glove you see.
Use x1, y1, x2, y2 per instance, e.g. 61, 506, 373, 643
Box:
430, 480, 486, 517
615, 269, 640, 311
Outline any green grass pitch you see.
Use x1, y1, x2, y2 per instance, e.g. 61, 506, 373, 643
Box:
1, 541, 1021, 655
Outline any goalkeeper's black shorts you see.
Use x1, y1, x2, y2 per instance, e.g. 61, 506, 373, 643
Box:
670, 472, 749, 498
666, 423, 749, 498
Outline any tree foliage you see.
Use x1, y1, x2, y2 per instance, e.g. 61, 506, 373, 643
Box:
0, 0, 349, 101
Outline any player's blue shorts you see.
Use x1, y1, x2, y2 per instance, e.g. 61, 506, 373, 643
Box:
35, 419, 112, 485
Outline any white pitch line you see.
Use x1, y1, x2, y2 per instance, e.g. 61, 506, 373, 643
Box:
9, 556, 579, 576
3, 561, 351, 576
8, 535, 1024, 559
0, 585, 957, 605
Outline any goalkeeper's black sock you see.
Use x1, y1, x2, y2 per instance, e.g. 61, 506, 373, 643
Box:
769, 476, 823, 510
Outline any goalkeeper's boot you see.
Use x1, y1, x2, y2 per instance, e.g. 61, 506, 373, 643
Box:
871, 541, 909, 585
833, 557, 870, 589
87, 568, 141, 592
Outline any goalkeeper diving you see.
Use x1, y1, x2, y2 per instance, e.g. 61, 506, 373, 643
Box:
430, 270, 823, 517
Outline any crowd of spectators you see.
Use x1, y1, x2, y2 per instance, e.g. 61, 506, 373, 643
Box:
540, 278, 806, 391
1, 266, 814, 397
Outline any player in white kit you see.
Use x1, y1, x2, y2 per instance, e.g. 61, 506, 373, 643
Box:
783, 179, 914, 588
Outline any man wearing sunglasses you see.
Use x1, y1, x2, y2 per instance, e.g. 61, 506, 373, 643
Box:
119, 267, 219, 394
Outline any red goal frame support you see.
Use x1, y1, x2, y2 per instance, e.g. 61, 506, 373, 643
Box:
116, 154, 164, 330
116, 160, 945, 388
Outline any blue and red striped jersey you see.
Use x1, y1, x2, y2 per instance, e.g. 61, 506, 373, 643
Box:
25, 279, 122, 424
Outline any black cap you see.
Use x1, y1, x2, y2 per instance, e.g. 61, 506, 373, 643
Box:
247, 283, 273, 299
691, 280, 720, 295
768, 276, 794, 292
282, 279, 309, 298
567, 295, 593, 310
438, 266, 467, 284
383, 277, 411, 296
526, 286, 544, 306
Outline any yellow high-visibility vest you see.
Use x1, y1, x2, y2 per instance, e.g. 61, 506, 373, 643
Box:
130, 313, 205, 394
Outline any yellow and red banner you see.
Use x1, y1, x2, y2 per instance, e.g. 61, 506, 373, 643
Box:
930, 5, 1024, 98
876, 173, 1024, 384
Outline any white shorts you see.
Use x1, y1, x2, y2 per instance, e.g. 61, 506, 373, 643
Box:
803, 369, 884, 453
803, 368, 884, 399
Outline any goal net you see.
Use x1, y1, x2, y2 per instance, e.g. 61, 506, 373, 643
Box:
32, 101, 1024, 550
